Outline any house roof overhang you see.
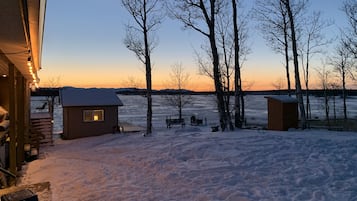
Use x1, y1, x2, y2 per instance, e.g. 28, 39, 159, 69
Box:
0, 0, 46, 84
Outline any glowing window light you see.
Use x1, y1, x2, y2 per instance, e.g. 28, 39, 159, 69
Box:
83, 110, 104, 122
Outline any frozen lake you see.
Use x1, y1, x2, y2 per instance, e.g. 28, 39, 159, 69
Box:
31, 94, 357, 134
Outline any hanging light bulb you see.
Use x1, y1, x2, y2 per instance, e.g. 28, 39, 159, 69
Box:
27, 57, 32, 67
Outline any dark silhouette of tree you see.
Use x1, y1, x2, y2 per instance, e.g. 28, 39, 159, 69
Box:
330, 39, 356, 120
231, 0, 250, 128
45, 76, 61, 119
316, 65, 332, 127
122, 0, 163, 135
342, 0, 357, 58
168, 0, 231, 131
271, 77, 286, 92
254, 0, 292, 96
121, 76, 145, 89
216, 5, 234, 130
299, 11, 332, 121
281, 0, 307, 129
163, 63, 192, 120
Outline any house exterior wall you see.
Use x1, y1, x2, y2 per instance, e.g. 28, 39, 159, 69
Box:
63, 105, 118, 139
0, 69, 31, 174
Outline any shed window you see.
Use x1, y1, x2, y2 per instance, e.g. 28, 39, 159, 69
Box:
83, 110, 104, 122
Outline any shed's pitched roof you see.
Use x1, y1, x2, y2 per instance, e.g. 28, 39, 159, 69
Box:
60, 87, 123, 107
264, 95, 298, 103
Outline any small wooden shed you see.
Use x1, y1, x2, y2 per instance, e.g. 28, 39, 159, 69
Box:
60, 87, 123, 139
265, 95, 298, 131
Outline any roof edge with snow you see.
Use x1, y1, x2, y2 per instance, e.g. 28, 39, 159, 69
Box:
264, 95, 298, 103
60, 87, 124, 107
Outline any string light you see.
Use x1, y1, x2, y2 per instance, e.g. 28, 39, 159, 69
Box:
27, 56, 39, 89
27, 57, 31, 66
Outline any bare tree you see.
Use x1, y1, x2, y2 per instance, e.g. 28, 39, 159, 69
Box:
121, 76, 145, 89
216, 6, 234, 129
168, 0, 231, 131
254, 0, 292, 96
122, 0, 163, 135
271, 77, 286, 92
329, 82, 340, 122
316, 65, 332, 126
342, 0, 357, 58
281, 0, 307, 129
45, 76, 61, 118
299, 11, 332, 120
215, 0, 249, 129
163, 63, 192, 120
329, 39, 356, 120
231, 0, 250, 128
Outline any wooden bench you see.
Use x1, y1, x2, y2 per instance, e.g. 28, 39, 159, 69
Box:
190, 116, 203, 126
166, 118, 185, 128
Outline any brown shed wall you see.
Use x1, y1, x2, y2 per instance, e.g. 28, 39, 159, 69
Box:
267, 98, 298, 131
63, 106, 118, 139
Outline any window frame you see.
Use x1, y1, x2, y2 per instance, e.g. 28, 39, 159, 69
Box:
83, 109, 105, 122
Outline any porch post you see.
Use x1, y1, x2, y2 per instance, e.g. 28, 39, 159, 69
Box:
8, 63, 17, 177
16, 74, 25, 169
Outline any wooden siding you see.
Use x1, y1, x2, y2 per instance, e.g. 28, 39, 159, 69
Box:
63, 106, 118, 139
267, 97, 298, 131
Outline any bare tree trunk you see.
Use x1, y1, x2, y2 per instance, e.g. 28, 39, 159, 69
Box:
221, 30, 234, 131
284, 35, 291, 96
210, 35, 227, 131
143, 4, 152, 135
324, 87, 330, 127
305, 42, 311, 124
122, 0, 162, 135
205, 1, 228, 131
281, 3, 291, 96
145, 58, 153, 135
179, 93, 182, 120
283, 0, 306, 129
342, 70, 347, 120
232, 0, 242, 128
240, 87, 245, 125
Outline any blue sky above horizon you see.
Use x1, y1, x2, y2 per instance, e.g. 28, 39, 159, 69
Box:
39, 0, 351, 91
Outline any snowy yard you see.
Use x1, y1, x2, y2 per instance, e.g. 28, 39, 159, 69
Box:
20, 128, 357, 200
22, 94, 357, 200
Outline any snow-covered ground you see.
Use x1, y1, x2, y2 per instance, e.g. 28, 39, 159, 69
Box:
21, 128, 357, 200
23, 94, 357, 200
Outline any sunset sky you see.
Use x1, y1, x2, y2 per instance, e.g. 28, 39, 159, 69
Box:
39, 0, 350, 91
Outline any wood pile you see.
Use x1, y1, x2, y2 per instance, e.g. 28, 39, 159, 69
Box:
29, 113, 53, 149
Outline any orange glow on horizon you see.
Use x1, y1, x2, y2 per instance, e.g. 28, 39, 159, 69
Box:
39, 77, 281, 91
38, 63, 330, 92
